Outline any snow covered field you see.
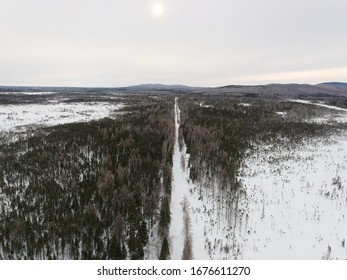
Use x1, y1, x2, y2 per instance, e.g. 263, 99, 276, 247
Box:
170, 99, 347, 260
0, 99, 124, 133
0, 91, 55, 95
236, 133, 347, 259
233, 102, 347, 259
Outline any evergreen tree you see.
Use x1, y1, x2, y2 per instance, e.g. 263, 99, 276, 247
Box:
159, 237, 170, 260
159, 196, 171, 235
138, 220, 149, 247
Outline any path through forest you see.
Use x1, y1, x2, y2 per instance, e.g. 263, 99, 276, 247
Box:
169, 98, 210, 259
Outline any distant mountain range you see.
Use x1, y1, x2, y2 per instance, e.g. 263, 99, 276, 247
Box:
0, 84, 204, 94
211, 83, 347, 99
119, 84, 205, 91
1, 82, 347, 99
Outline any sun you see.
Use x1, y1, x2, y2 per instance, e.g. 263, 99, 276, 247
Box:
152, 2, 163, 17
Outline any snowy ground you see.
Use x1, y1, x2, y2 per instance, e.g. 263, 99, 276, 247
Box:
290, 99, 347, 113
169, 98, 210, 259
170, 99, 347, 260
0, 98, 124, 133
0, 91, 55, 95
290, 99, 347, 124
232, 101, 347, 259
236, 132, 347, 259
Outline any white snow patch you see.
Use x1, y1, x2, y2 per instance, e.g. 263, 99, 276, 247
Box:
0, 102, 124, 133
199, 102, 213, 108
290, 99, 347, 123
0, 91, 55, 95
236, 134, 347, 259
290, 99, 347, 112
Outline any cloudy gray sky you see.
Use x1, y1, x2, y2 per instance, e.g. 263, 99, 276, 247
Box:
1, 0, 346, 87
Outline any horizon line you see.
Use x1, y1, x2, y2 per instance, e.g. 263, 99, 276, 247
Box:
1, 81, 346, 89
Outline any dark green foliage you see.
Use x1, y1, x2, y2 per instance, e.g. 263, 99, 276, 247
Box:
159, 237, 170, 260
0, 98, 175, 259
138, 220, 149, 247
159, 196, 171, 235
109, 236, 124, 260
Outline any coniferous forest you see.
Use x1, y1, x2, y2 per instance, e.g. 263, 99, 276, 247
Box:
0, 96, 174, 259
1, 88, 347, 260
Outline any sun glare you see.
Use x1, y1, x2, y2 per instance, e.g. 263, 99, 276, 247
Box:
152, 2, 163, 17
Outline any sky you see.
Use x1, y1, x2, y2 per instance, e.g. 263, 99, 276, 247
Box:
0, 0, 346, 87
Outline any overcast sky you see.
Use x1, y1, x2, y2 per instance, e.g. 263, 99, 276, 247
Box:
1, 0, 346, 87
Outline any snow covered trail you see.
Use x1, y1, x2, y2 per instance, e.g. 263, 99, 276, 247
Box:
169, 98, 210, 259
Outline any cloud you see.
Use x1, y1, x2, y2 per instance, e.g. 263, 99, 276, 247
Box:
1, 0, 346, 86
226, 66, 347, 85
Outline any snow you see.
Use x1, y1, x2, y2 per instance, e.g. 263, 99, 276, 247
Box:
199, 102, 213, 108
237, 133, 347, 259
0, 91, 55, 95
290, 99, 347, 124
0, 101, 124, 133
290, 99, 347, 112
144, 222, 162, 260
2, 94, 346, 260
234, 101, 347, 259
170, 98, 210, 259
170, 98, 347, 260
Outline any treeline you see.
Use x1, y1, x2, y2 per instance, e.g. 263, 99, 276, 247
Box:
0, 99, 175, 259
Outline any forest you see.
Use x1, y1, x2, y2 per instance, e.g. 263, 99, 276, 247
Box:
179, 96, 340, 190
0, 96, 174, 259
0, 91, 346, 259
